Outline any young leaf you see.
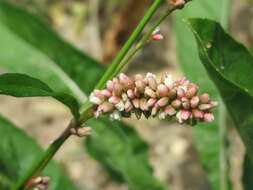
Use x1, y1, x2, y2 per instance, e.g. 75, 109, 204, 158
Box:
173, 0, 231, 189
0, 1, 105, 102
0, 115, 78, 190
187, 18, 253, 190
0, 73, 80, 120
86, 117, 168, 190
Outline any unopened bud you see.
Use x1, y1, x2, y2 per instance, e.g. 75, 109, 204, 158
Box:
199, 93, 210, 103
147, 98, 157, 107
108, 96, 121, 104
199, 104, 212, 111
132, 99, 140, 108
164, 106, 176, 116
157, 84, 169, 97
127, 89, 136, 99
157, 97, 169, 107
171, 99, 181, 108
144, 87, 157, 98
177, 88, 185, 98
190, 96, 200, 108
192, 109, 204, 119
203, 113, 214, 122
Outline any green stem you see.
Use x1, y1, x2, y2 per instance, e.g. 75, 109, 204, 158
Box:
96, 0, 163, 90
113, 6, 177, 76
11, 121, 75, 190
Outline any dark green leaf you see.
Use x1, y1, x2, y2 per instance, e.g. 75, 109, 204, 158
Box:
0, 115, 78, 190
0, 73, 80, 120
0, 1, 105, 103
86, 117, 167, 190
173, 1, 231, 189
187, 18, 253, 190
242, 154, 253, 190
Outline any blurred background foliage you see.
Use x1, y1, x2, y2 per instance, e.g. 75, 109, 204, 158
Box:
0, 0, 253, 190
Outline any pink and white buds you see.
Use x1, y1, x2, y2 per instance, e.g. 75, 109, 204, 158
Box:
89, 72, 217, 125
151, 27, 164, 41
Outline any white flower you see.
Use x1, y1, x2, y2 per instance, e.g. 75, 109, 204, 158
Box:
115, 101, 125, 111
164, 75, 173, 88
110, 110, 122, 120
89, 94, 102, 104
146, 72, 156, 79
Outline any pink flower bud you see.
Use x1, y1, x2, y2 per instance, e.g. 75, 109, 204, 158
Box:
199, 93, 210, 103
164, 106, 176, 116
210, 101, 218, 108
119, 73, 134, 89
135, 74, 144, 81
108, 96, 121, 104
132, 99, 140, 108
157, 97, 169, 107
168, 89, 177, 98
144, 87, 157, 98
42, 177, 51, 184
147, 76, 157, 90
151, 105, 159, 116
199, 104, 212, 111
124, 101, 133, 112
192, 109, 204, 119
185, 84, 199, 98
190, 96, 200, 108
151, 33, 164, 41
177, 88, 185, 98
135, 80, 146, 93
140, 99, 148, 111
171, 0, 186, 7
127, 89, 136, 99
157, 84, 169, 97
181, 110, 191, 120
101, 89, 112, 97
99, 102, 114, 113
203, 113, 214, 122
181, 97, 190, 109
112, 77, 119, 84
113, 83, 123, 96
171, 99, 181, 108
147, 98, 157, 107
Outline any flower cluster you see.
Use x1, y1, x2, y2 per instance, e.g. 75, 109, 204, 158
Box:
89, 73, 217, 125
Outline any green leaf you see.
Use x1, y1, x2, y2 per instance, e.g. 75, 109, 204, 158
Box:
86, 117, 167, 190
0, 115, 78, 190
173, 1, 231, 189
0, 73, 80, 120
0, 0, 105, 103
187, 18, 253, 190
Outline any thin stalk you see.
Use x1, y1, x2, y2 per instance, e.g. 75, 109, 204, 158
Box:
113, 5, 177, 76
96, 0, 163, 90
11, 121, 75, 190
